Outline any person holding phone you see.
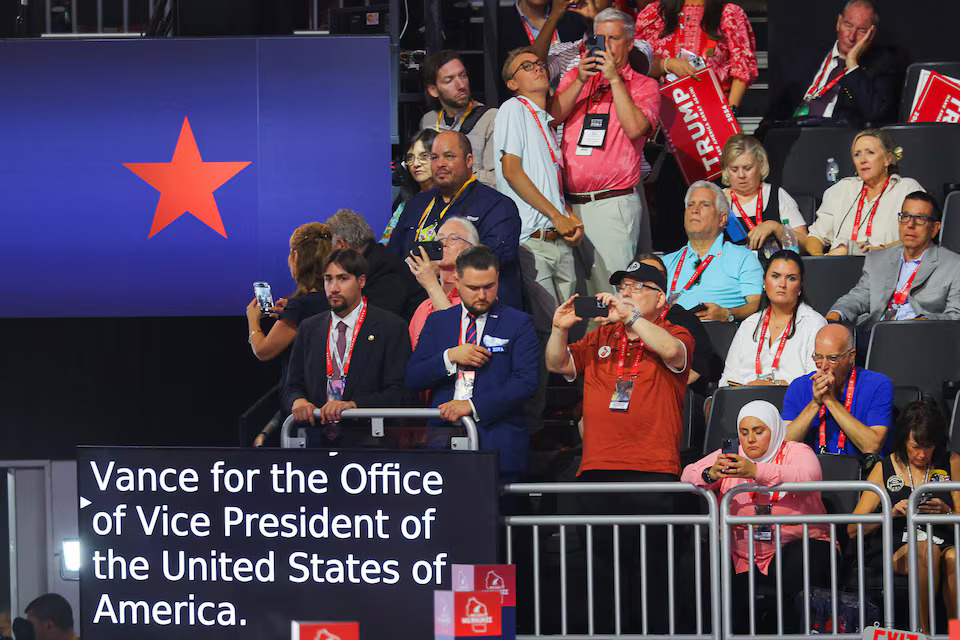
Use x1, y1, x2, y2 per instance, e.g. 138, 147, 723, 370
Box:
548, 8, 661, 298
719, 250, 825, 388
850, 399, 960, 632
682, 400, 833, 632
244, 222, 333, 446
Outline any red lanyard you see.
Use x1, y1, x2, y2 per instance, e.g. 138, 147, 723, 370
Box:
669, 252, 715, 296
731, 189, 763, 231
818, 367, 857, 453
516, 96, 564, 199
586, 76, 612, 115
325, 298, 367, 379
614, 308, 669, 378
755, 308, 793, 376
804, 52, 849, 101
749, 445, 787, 502
850, 176, 890, 243
521, 15, 560, 46
888, 258, 922, 308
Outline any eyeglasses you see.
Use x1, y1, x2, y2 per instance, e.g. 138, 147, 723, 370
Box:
898, 212, 935, 226
617, 282, 663, 295
811, 349, 854, 364
404, 152, 432, 166
508, 60, 547, 79
436, 233, 472, 247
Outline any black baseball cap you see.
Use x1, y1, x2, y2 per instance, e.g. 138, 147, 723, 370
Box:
609, 261, 667, 293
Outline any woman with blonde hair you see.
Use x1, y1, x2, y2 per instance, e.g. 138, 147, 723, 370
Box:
806, 129, 926, 255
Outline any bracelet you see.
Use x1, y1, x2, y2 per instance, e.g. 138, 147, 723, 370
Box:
248, 329, 263, 344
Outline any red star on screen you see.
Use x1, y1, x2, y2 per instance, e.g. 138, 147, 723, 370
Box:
124, 117, 251, 238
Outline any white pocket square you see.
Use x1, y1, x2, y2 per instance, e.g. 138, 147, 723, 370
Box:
482, 335, 509, 347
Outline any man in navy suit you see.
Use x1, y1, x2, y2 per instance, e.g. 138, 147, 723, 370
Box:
405, 245, 539, 482
283, 248, 412, 447
387, 131, 523, 309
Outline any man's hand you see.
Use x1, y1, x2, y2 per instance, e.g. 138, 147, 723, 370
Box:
552, 209, 584, 239
439, 399, 474, 422
719, 453, 758, 479
407, 246, 442, 290
318, 400, 356, 424
812, 371, 835, 406
696, 302, 730, 323
448, 344, 492, 368
665, 57, 699, 79
291, 398, 317, 425
598, 292, 637, 325
559, 209, 585, 246
746, 221, 780, 251
825, 311, 843, 323
846, 25, 875, 68
826, 243, 849, 256
553, 295, 583, 330
595, 50, 619, 82
568, 0, 599, 19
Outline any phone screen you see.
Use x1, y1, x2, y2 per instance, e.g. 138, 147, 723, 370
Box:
254, 282, 273, 313
573, 296, 609, 319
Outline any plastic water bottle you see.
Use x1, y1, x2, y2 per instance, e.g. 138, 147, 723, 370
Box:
780, 223, 800, 253
826, 157, 840, 184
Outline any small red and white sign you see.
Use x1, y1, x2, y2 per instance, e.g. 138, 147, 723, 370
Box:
291, 621, 359, 640
659, 68, 741, 185
452, 564, 516, 606
862, 626, 927, 640
435, 590, 502, 637
908, 70, 960, 123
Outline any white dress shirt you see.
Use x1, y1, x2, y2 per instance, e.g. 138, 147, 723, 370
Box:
719, 302, 827, 386
891, 249, 925, 320
328, 300, 365, 379
805, 43, 858, 118
442, 304, 488, 418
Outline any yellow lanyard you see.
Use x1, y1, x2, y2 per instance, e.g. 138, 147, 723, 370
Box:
434, 100, 475, 132
416, 174, 477, 240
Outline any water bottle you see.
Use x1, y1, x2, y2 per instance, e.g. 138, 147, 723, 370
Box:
780, 223, 800, 253
826, 157, 840, 184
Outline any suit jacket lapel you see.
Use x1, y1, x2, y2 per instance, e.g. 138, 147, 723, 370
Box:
909, 244, 939, 292
880, 249, 901, 304
481, 303, 502, 351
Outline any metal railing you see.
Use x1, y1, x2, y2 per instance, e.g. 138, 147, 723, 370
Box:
907, 480, 960, 636
720, 482, 895, 640
501, 482, 722, 640
280, 408, 479, 451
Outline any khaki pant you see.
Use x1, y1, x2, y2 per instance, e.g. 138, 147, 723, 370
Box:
519, 236, 575, 333
571, 191, 644, 296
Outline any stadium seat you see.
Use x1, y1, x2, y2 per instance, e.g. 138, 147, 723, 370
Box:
938, 191, 960, 253
703, 320, 740, 363
793, 192, 817, 227
703, 385, 788, 454
865, 320, 960, 409
899, 61, 960, 123
816, 453, 862, 515
881, 123, 960, 207
764, 126, 859, 205
801, 255, 865, 316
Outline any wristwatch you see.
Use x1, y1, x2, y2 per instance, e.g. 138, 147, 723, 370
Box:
726, 310, 735, 323
702, 467, 715, 484
627, 309, 643, 326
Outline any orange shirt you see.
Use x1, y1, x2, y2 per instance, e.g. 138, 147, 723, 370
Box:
570, 320, 694, 476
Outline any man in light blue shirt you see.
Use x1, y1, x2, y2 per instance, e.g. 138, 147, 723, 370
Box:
827, 191, 960, 346
662, 181, 763, 323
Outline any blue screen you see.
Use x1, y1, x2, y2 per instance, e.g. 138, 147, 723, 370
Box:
0, 36, 392, 317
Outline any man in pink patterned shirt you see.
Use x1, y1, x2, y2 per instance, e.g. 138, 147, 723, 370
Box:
548, 7, 660, 296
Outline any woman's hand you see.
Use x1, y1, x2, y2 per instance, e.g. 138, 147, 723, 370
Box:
407, 247, 442, 291
719, 453, 758, 479
707, 455, 730, 482
665, 57, 699, 78
746, 379, 783, 387
826, 244, 849, 256
270, 297, 288, 317
246, 298, 262, 325
892, 498, 909, 517
919, 497, 952, 514
746, 220, 781, 251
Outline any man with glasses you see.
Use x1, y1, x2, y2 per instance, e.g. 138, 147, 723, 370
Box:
388, 131, 522, 308
545, 259, 692, 633
496, 46, 585, 333
826, 192, 960, 345
662, 181, 764, 323
783, 324, 893, 455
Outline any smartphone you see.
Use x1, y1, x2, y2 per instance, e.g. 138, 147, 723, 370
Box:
918, 492, 932, 506
413, 240, 443, 261
254, 282, 273, 314
721, 438, 738, 455
585, 34, 606, 60
573, 296, 609, 319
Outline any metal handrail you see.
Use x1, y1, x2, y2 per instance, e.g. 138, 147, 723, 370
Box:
907, 480, 960, 635
720, 481, 895, 639
502, 482, 721, 640
280, 408, 479, 451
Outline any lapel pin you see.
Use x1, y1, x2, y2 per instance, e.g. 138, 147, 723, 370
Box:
368, 335, 375, 341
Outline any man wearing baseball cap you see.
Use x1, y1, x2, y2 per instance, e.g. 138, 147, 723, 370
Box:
545, 259, 693, 633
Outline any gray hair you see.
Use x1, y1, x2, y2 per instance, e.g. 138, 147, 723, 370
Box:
438, 216, 480, 246
326, 208, 375, 248
842, 0, 879, 26
594, 8, 635, 38
684, 180, 731, 218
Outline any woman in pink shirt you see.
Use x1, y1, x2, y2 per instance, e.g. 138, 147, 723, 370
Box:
682, 400, 835, 632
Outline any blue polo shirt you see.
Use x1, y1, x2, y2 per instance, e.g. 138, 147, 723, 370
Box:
662, 235, 763, 311
782, 367, 895, 455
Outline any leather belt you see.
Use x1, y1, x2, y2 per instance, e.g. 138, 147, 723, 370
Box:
529, 228, 562, 241
565, 187, 635, 205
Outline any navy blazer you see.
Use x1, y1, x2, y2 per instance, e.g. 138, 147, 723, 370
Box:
283, 305, 412, 415
386, 181, 523, 309
405, 301, 540, 478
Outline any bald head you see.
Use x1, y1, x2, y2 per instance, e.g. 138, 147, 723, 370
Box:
434, 130, 473, 157
817, 324, 854, 352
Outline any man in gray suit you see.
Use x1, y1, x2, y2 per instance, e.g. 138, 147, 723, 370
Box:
826, 192, 960, 342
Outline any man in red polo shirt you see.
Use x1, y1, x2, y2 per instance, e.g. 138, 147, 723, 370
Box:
548, 7, 660, 295
545, 259, 692, 633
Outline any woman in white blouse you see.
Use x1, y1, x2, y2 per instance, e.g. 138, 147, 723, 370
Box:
720, 134, 808, 254
719, 250, 826, 387
806, 129, 925, 256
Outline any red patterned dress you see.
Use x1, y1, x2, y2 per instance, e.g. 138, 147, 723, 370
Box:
635, 1, 758, 96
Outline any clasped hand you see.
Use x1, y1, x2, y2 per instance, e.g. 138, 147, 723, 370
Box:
709, 453, 758, 480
